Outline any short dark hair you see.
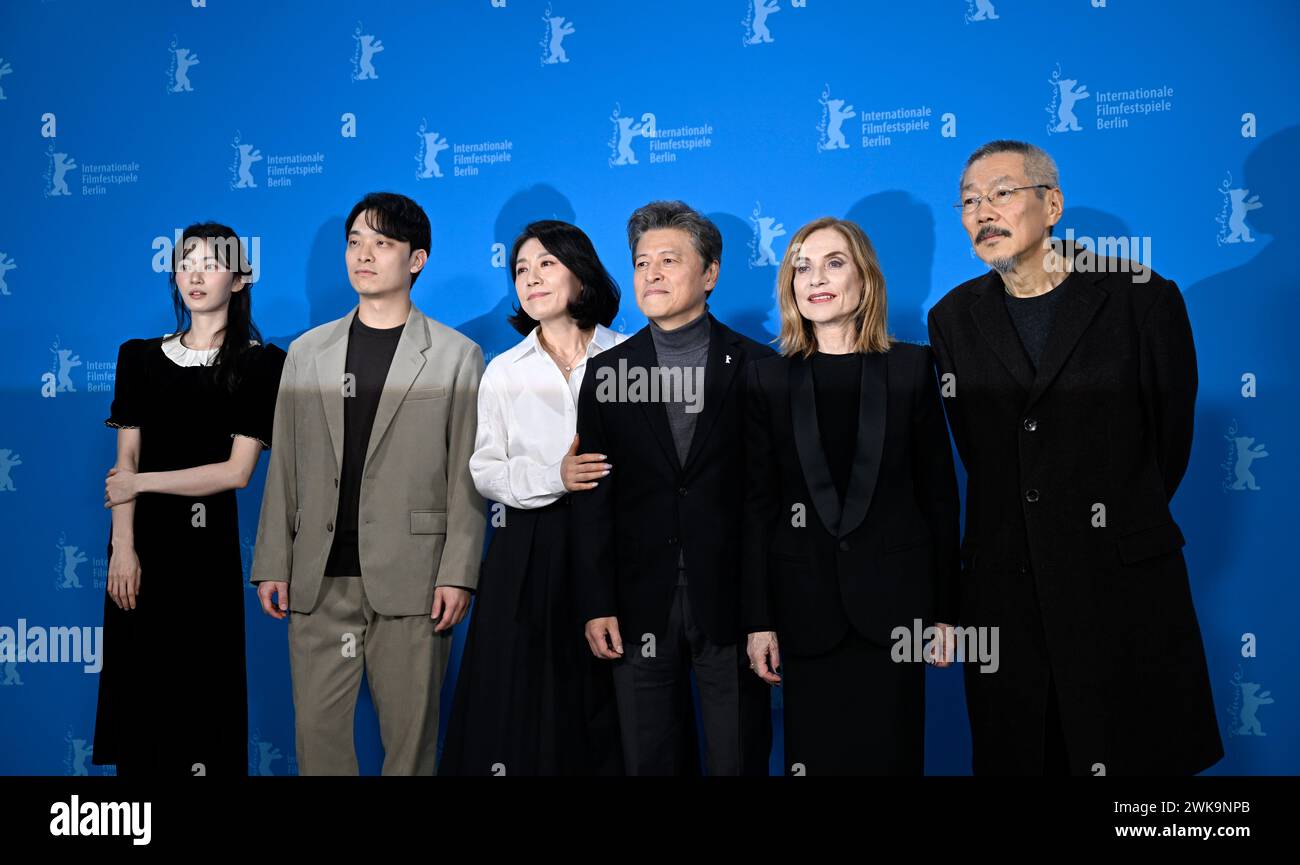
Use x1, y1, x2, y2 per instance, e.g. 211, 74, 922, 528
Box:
344, 192, 432, 287
626, 200, 722, 274
507, 220, 621, 336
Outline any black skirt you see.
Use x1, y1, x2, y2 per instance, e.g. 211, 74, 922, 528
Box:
781, 628, 924, 776
441, 497, 622, 775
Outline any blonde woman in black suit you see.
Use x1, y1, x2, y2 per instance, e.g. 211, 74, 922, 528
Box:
742, 217, 960, 775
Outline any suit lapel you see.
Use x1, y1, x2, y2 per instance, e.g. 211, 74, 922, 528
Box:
837, 351, 887, 539
789, 354, 842, 536
681, 318, 743, 474
969, 272, 1035, 395
364, 305, 431, 468
314, 308, 358, 471
624, 328, 682, 474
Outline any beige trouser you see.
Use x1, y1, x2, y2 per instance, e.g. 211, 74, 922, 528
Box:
288, 576, 450, 775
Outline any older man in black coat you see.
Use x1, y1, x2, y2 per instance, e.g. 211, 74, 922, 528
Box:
927, 140, 1223, 775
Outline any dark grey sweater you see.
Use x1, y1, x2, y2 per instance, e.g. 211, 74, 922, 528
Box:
649, 308, 711, 464
648, 307, 710, 583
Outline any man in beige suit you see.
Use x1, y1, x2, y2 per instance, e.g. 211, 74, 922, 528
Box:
252, 192, 486, 775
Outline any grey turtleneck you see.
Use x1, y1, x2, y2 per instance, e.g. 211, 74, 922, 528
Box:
648, 306, 711, 584
649, 306, 710, 465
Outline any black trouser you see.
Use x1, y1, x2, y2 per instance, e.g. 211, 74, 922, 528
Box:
611, 584, 769, 775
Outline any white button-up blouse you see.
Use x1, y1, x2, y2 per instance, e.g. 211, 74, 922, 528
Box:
469, 323, 627, 509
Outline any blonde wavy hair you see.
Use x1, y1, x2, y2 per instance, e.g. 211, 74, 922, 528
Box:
775, 217, 892, 357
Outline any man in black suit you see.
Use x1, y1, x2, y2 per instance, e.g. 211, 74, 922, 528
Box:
927, 140, 1223, 775
571, 200, 774, 775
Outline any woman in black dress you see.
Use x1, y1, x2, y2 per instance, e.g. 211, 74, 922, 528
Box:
441, 220, 624, 775
741, 217, 960, 775
93, 223, 286, 776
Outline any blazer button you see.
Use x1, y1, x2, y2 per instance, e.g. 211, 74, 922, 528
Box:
326, 521, 334, 532
1023, 418, 1038, 432
1025, 489, 1040, 503
667, 536, 677, 546
678, 486, 688, 497
839, 540, 850, 552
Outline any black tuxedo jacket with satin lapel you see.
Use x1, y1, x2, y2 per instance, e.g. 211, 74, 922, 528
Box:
570, 314, 776, 647
926, 256, 1223, 775
740, 343, 960, 657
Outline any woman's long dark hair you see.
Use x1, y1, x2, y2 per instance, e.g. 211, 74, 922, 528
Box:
169, 222, 262, 392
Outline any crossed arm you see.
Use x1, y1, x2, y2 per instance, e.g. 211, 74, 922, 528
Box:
103, 428, 265, 610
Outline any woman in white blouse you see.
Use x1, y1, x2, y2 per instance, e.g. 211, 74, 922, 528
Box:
441, 220, 627, 775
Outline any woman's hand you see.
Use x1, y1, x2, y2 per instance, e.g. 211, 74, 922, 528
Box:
561, 434, 610, 492
104, 467, 140, 507
747, 631, 782, 685
928, 622, 955, 668
107, 545, 142, 610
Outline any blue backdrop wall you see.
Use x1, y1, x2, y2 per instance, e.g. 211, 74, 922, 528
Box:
1, 0, 1296, 775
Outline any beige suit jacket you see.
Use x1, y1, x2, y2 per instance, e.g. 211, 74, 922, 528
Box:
251, 304, 486, 615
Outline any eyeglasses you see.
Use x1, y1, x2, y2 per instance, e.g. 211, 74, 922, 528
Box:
954, 185, 1054, 214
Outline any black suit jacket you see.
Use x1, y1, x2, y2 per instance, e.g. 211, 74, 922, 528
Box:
740, 343, 960, 657
570, 315, 775, 646
927, 255, 1222, 775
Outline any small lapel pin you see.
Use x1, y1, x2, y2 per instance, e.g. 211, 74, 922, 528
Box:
724, 354, 732, 364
